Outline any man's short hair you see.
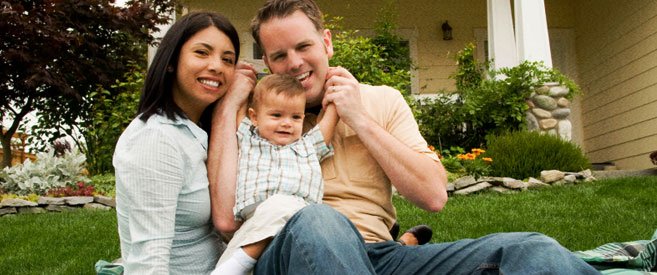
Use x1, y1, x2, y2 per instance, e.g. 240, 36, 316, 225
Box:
250, 0, 324, 48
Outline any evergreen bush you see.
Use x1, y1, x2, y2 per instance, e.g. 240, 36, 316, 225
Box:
414, 43, 580, 151
79, 67, 142, 175
327, 10, 412, 96
485, 131, 590, 179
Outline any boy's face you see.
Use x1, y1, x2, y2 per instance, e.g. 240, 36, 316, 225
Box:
249, 93, 306, 146
259, 10, 333, 108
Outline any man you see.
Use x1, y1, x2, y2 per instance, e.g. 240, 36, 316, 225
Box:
210, 0, 600, 274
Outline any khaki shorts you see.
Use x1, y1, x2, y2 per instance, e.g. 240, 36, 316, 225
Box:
217, 194, 309, 265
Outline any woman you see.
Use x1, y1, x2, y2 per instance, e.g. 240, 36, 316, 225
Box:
113, 12, 255, 274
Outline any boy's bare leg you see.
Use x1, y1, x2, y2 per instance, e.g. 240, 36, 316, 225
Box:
242, 237, 273, 259
212, 238, 272, 275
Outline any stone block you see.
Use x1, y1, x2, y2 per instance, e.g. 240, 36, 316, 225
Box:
533, 95, 558, 110
65, 196, 94, 206
540, 170, 565, 183
453, 176, 477, 190
0, 198, 38, 208
549, 86, 569, 97
18, 207, 47, 214
502, 180, 528, 190
0, 207, 17, 216
454, 182, 492, 195
46, 205, 78, 212
84, 203, 112, 211
94, 196, 116, 208
38, 197, 66, 205
539, 119, 558, 129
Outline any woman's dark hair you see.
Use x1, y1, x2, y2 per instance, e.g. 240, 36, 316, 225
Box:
138, 12, 240, 124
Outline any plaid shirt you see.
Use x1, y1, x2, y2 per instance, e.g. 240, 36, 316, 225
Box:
234, 117, 333, 220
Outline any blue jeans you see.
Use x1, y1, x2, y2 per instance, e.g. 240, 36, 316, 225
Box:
255, 204, 600, 275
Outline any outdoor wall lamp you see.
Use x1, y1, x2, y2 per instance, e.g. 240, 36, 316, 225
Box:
441, 20, 453, 40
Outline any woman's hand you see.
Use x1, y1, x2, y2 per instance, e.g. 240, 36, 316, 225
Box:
219, 62, 257, 112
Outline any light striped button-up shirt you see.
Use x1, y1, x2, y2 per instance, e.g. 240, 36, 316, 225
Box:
114, 113, 222, 274
234, 117, 333, 220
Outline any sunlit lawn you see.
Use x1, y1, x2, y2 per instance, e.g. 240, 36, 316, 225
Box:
1, 176, 656, 274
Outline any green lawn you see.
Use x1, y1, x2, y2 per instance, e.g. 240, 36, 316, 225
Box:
1, 176, 655, 274
395, 175, 657, 251
0, 210, 119, 275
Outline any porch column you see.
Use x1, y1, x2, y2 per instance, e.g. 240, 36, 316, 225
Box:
487, 0, 518, 70
514, 0, 552, 68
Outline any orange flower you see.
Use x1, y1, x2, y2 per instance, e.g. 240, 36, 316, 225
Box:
428, 145, 435, 152
482, 157, 493, 163
471, 148, 486, 156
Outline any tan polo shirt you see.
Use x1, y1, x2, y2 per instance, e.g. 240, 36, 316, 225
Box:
305, 84, 439, 243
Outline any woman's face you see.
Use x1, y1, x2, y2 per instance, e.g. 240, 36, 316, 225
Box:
172, 26, 236, 122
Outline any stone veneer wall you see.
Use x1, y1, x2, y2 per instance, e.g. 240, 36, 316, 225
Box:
0, 196, 115, 216
447, 169, 596, 195
525, 82, 572, 141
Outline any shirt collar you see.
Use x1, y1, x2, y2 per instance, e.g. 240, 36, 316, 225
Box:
152, 113, 208, 150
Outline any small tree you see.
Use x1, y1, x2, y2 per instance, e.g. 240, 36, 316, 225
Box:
327, 14, 411, 97
0, 0, 177, 168
81, 67, 143, 175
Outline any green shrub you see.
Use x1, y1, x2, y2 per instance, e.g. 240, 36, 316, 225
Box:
91, 173, 116, 197
79, 67, 142, 175
485, 131, 590, 179
327, 14, 411, 96
414, 44, 580, 150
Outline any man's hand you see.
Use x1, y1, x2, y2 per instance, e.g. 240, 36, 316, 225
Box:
322, 66, 368, 127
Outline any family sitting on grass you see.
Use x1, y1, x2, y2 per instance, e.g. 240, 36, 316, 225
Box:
112, 0, 600, 274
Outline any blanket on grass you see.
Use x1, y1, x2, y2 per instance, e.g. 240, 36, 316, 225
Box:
95, 229, 657, 274
574, 229, 657, 274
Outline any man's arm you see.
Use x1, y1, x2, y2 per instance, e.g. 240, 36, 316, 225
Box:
208, 63, 256, 234
322, 67, 448, 212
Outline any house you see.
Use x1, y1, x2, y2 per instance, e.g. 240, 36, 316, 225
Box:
176, 0, 657, 170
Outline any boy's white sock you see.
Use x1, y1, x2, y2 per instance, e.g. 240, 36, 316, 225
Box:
211, 248, 257, 275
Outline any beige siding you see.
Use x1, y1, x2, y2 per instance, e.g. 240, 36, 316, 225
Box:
183, 0, 575, 95
575, 0, 657, 169
182, 0, 656, 169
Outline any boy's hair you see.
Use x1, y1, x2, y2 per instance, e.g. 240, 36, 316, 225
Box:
250, 0, 324, 48
251, 74, 306, 110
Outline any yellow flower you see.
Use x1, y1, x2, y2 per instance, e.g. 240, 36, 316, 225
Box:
482, 157, 493, 163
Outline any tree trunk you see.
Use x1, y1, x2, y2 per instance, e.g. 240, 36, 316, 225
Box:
1, 132, 13, 168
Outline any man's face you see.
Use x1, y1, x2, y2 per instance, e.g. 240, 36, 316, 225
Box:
259, 10, 334, 108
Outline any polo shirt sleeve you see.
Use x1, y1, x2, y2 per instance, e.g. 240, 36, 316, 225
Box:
381, 87, 440, 162
118, 127, 184, 274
